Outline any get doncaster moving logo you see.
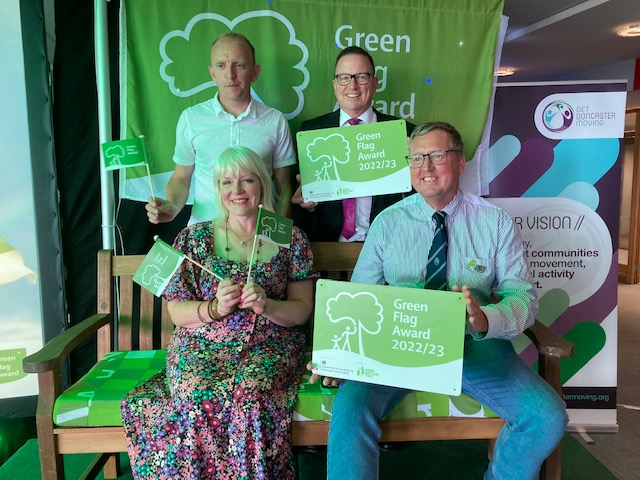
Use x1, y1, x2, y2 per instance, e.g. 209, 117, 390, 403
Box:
158, 11, 310, 119
534, 91, 626, 140
541, 101, 574, 133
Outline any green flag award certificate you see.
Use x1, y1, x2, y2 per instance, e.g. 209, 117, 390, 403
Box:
311, 280, 466, 395
296, 120, 411, 203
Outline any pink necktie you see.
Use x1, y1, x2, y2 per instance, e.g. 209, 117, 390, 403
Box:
341, 198, 356, 239
341, 118, 361, 239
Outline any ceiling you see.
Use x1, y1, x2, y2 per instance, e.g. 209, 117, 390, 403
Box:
499, 0, 640, 84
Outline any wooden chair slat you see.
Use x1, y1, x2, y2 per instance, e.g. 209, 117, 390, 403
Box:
139, 288, 155, 350
117, 276, 134, 352
96, 250, 114, 360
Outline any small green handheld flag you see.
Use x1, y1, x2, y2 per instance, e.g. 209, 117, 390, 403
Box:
256, 207, 293, 249
133, 237, 185, 297
101, 137, 148, 171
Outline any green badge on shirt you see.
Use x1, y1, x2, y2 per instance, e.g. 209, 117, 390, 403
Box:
465, 259, 487, 273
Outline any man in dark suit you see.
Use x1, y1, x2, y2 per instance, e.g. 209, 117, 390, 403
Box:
292, 46, 415, 242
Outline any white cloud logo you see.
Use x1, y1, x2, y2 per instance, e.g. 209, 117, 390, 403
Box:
159, 10, 310, 119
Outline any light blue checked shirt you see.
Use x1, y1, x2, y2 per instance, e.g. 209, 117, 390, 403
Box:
352, 190, 538, 340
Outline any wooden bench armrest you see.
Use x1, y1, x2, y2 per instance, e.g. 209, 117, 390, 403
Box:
23, 313, 111, 374
525, 320, 574, 359
524, 319, 574, 396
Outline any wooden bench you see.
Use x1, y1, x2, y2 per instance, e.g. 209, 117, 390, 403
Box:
23, 242, 573, 479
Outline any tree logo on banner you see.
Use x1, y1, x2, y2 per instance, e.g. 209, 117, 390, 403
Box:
158, 11, 310, 119
325, 291, 384, 357
305, 134, 352, 182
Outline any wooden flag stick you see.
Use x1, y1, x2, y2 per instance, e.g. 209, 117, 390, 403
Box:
153, 235, 223, 280
246, 204, 263, 283
246, 234, 259, 284
140, 135, 156, 201
145, 163, 156, 201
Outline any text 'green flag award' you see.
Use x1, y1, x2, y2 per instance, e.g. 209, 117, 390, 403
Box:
296, 120, 411, 202
311, 279, 466, 395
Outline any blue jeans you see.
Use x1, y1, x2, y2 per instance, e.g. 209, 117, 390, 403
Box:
327, 336, 568, 480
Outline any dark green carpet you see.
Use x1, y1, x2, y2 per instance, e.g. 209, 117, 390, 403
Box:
0, 435, 615, 479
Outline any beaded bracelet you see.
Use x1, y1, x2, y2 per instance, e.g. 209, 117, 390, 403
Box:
196, 300, 213, 324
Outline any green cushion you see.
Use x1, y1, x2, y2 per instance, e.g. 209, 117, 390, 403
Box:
54, 350, 166, 427
53, 349, 496, 428
294, 375, 497, 421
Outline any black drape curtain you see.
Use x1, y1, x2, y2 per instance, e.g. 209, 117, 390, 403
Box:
53, 0, 104, 379
53, 0, 139, 379
52, 0, 189, 379
116, 202, 191, 255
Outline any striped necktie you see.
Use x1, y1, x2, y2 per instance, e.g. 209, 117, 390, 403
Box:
425, 211, 448, 290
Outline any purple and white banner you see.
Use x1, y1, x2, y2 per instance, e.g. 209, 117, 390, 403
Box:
487, 81, 626, 431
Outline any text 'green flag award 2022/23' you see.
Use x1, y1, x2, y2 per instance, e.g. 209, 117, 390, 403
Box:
297, 120, 411, 203
312, 279, 466, 395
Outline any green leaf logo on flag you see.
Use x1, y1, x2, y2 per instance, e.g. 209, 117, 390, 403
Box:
256, 207, 293, 249
133, 238, 185, 297
101, 137, 148, 171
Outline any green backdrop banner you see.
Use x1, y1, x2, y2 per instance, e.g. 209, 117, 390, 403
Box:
120, 0, 503, 201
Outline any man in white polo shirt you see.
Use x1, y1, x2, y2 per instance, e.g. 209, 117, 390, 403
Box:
146, 32, 295, 226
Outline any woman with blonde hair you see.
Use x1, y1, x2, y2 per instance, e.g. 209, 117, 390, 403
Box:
122, 146, 318, 479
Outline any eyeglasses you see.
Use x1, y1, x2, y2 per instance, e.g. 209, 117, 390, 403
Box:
405, 149, 461, 168
334, 73, 374, 86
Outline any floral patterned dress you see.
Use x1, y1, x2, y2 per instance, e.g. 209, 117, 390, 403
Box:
121, 223, 319, 479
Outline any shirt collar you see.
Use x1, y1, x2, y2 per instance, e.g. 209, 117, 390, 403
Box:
339, 106, 376, 126
212, 92, 255, 120
418, 190, 463, 219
